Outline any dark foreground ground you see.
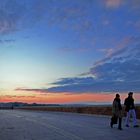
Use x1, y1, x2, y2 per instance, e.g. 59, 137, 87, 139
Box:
0, 110, 140, 140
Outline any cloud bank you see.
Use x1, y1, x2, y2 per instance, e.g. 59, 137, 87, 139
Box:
16, 36, 140, 93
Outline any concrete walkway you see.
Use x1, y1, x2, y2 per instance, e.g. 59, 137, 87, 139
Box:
0, 110, 140, 140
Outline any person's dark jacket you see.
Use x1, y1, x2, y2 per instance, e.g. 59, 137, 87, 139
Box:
124, 97, 135, 112
112, 98, 123, 118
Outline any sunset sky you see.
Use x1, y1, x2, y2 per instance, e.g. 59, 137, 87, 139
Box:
0, 0, 140, 104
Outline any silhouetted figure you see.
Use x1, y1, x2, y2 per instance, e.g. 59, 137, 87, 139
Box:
124, 92, 139, 127
11, 105, 14, 110
110, 94, 123, 130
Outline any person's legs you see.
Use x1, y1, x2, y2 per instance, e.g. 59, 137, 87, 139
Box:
110, 115, 118, 128
110, 117, 113, 128
131, 109, 138, 127
125, 110, 131, 126
118, 117, 122, 130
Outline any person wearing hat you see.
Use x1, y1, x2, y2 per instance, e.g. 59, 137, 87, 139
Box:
124, 92, 139, 127
110, 94, 123, 130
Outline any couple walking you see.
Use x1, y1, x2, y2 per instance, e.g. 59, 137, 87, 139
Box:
110, 92, 139, 130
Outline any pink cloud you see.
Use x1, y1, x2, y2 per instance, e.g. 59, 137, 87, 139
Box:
105, 0, 123, 8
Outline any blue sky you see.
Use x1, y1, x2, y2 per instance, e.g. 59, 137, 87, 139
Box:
0, 0, 140, 96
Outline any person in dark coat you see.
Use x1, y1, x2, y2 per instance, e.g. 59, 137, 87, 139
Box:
124, 92, 139, 127
110, 94, 123, 130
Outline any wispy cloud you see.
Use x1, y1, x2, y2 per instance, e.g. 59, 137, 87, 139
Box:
0, 0, 26, 34
131, 0, 140, 11
59, 44, 96, 53
93, 36, 136, 68
52, 77, 96, 86
15, 88, 48, 93
127, 20, 140, 30
1, 95, 36, 98
44, 0, 94, 34
0, 39, 15, 44
104, 0, 123, 8
0, 0, 95, 46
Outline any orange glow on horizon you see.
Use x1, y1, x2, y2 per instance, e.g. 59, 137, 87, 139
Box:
0, 91, 140, 104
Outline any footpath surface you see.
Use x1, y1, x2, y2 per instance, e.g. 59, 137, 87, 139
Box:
0, 110, 140, 140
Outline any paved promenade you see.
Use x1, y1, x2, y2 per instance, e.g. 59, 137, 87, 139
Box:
0, 110, 139, 140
